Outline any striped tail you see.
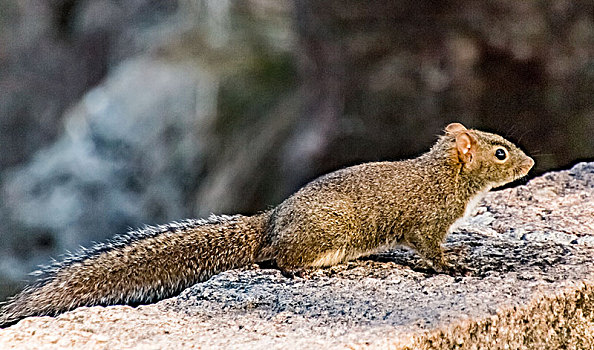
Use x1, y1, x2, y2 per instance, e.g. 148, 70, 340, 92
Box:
0, 212, 271, 327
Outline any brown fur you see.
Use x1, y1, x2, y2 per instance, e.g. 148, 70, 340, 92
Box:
0, 123, 533, 327
263, 123, 533, 274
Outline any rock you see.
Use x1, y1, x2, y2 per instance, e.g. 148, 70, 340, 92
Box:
0, 163, 592, 349
0, 0, 179, 169
0, 57, 216, 272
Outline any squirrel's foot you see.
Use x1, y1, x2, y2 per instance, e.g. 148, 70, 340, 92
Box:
261, 260, 312, 279
279, 268, 310, 279
431, 260, 471, 276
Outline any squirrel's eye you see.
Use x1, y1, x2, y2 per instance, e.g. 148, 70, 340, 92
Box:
494, 148, 507, 161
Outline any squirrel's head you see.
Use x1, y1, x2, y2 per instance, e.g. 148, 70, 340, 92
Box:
443, 122, 534, 189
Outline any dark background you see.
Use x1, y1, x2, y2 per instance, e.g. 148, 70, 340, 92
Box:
0, 0, 593, 299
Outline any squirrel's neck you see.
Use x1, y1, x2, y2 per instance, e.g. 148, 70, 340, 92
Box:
415, 141, 490, 202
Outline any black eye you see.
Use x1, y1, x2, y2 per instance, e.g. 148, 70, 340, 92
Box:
495, 148, 507, 161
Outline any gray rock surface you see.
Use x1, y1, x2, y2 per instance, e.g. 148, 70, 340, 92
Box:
0, 162, 592, 349
0, 0, 179, 169
1, 58, 215, 273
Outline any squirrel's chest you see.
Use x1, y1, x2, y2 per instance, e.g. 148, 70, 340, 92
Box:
449, 189, 488, 232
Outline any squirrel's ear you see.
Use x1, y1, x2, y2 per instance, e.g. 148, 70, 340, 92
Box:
445, 123, 467, 136
455, 132, 476, 164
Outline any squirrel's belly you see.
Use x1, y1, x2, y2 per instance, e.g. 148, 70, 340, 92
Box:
308, 239, 400, 267
310, 249, 347, 267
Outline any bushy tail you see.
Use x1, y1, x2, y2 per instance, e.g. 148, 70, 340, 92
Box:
0, 212, 271, 327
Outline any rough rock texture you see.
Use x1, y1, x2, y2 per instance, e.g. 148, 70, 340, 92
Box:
0, 162, 592, 349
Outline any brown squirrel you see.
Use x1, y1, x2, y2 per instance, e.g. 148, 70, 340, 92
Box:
0, 122, 534, 327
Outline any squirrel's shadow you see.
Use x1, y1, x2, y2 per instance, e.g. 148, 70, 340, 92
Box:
261, 230, 578, 279
258, 230, 577, 279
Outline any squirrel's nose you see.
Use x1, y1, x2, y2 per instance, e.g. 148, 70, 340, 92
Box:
521, 157, 535, 174
526, 157, 535, 169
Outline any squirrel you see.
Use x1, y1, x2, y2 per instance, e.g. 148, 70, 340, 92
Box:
0, 122, 534, 327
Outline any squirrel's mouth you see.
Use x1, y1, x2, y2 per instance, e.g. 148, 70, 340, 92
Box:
511, 157, 534, 182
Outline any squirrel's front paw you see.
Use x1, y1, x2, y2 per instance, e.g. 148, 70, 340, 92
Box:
279, 268, 311, 279
431, 260, 471, 276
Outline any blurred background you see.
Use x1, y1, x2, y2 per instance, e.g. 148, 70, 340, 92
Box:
0, 0, 593, 299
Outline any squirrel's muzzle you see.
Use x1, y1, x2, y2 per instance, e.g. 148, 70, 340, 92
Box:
520, 157, 535, 176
